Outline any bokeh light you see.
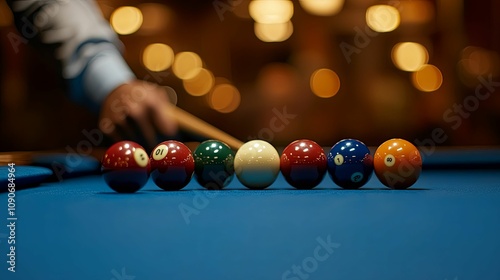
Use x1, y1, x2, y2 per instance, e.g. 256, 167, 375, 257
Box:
412, 64, 443, 92
310, 68, 341, 98
110, 6, 143, 35
460, 46, 499, 76
457, 46, 500, 87
392, 42, 429, 72
299, 0, 344, 16
142, 43, 174, 72
254, 21, 293, 42
366, 5, 400, 33
138, 3, 173, 34
256, 63, 300, 103
172, 52, 203, 80
183, 68, 215, 96
249, 0, 294, 24
208, 84, 241, 113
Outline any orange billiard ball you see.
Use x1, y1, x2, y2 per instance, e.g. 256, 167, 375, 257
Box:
374, 138, 422, 189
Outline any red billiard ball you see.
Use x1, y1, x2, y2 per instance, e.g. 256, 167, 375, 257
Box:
150, 140, 195, 191
280, 139, 327, 189
374, 138, 422, 189
101, 141, 150, 193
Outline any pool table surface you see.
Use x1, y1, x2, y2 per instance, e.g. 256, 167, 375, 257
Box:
1, 148, 500, 280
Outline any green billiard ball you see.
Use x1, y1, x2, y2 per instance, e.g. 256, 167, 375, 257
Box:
193, 140, 235, 190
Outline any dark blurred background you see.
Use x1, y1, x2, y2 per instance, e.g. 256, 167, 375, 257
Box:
0, 0, 499, 152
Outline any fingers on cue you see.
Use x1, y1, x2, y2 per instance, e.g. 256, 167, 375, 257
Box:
99, 111, 148, 148
128, 82, 178, 139
99, 117, 122, 144
151, 100, 178, 137
128, 112, 158, 151
98, 80, 179, 149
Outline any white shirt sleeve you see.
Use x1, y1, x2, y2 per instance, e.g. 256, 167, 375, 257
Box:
8, 0, 136, 109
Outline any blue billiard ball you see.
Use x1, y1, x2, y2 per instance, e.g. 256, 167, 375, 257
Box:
327, 139, 373, 189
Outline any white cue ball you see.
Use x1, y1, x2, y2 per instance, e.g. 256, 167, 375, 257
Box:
234, 140, 280, 189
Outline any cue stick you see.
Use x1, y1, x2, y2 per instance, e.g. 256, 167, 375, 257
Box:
165, 102, 244, 150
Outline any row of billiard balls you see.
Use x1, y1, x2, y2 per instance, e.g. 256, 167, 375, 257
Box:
101, 138, 422, 193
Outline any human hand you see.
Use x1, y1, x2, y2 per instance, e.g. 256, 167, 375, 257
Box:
98, 80, 178, 150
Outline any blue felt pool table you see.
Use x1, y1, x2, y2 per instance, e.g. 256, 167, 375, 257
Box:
1, 148, 500, 280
